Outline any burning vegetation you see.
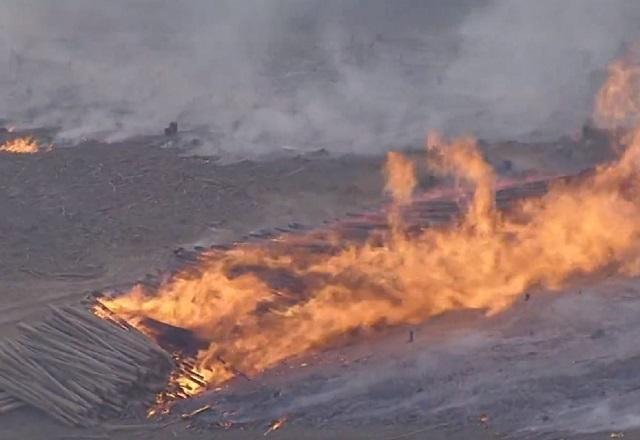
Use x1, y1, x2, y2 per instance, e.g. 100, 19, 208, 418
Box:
595, 45, 640, 129
99, 49, 640, 403
0, 136, 42, 154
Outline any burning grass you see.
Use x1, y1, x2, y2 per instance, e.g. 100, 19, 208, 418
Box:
100, 48, 640, 401
0, 137, 41, 154
595, 44, 640, 129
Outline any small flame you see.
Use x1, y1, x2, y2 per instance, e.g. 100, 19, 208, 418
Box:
264, 417, 287, 436
384, 151, 416, 205
145, 355, 213, 415
594, 46, 640, 129
180, 404, 212, 420
384, 151, 417, 236
92, 303, 209, 414
0, 137, 40, 154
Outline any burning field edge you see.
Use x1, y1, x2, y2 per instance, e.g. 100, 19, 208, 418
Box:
0, 167, 578, 428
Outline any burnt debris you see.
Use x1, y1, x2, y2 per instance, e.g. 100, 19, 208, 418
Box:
164, 121, 178, 137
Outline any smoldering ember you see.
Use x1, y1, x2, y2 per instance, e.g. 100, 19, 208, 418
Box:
2, 2, 640, 440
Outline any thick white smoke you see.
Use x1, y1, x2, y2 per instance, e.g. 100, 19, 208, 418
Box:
442, 0, 640, 139
0, 1, 639, 155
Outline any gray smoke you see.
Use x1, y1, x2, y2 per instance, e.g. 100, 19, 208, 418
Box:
0, 0, 639, 155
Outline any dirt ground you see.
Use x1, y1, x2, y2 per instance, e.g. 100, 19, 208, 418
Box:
0, 132, 630, 439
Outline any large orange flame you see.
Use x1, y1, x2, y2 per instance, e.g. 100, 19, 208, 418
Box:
102, 50, 640, 395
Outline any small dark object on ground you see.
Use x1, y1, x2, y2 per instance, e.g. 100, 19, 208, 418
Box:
164, 122, 178, 137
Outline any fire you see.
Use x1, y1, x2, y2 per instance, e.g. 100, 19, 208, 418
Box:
384, 151, 416, 204
594, 46, 640, 129
101, 49, 640, 397
264, 417, 287, 436
0, 137, 41, 154
384, 151, 416, 236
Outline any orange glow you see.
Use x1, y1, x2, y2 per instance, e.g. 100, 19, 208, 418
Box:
0, 137, 40, 154
384, 151, 416, 204
427, 132, 496, 235
264, 417, 287, 436
384, 150, 417, 236
101, 49, 640, 397
594, 47, 640, 129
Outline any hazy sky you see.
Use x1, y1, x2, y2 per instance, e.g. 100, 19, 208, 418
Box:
0, 1, 639, 154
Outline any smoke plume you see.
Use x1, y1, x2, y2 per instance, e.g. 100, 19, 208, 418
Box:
1, 1, 639, 155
